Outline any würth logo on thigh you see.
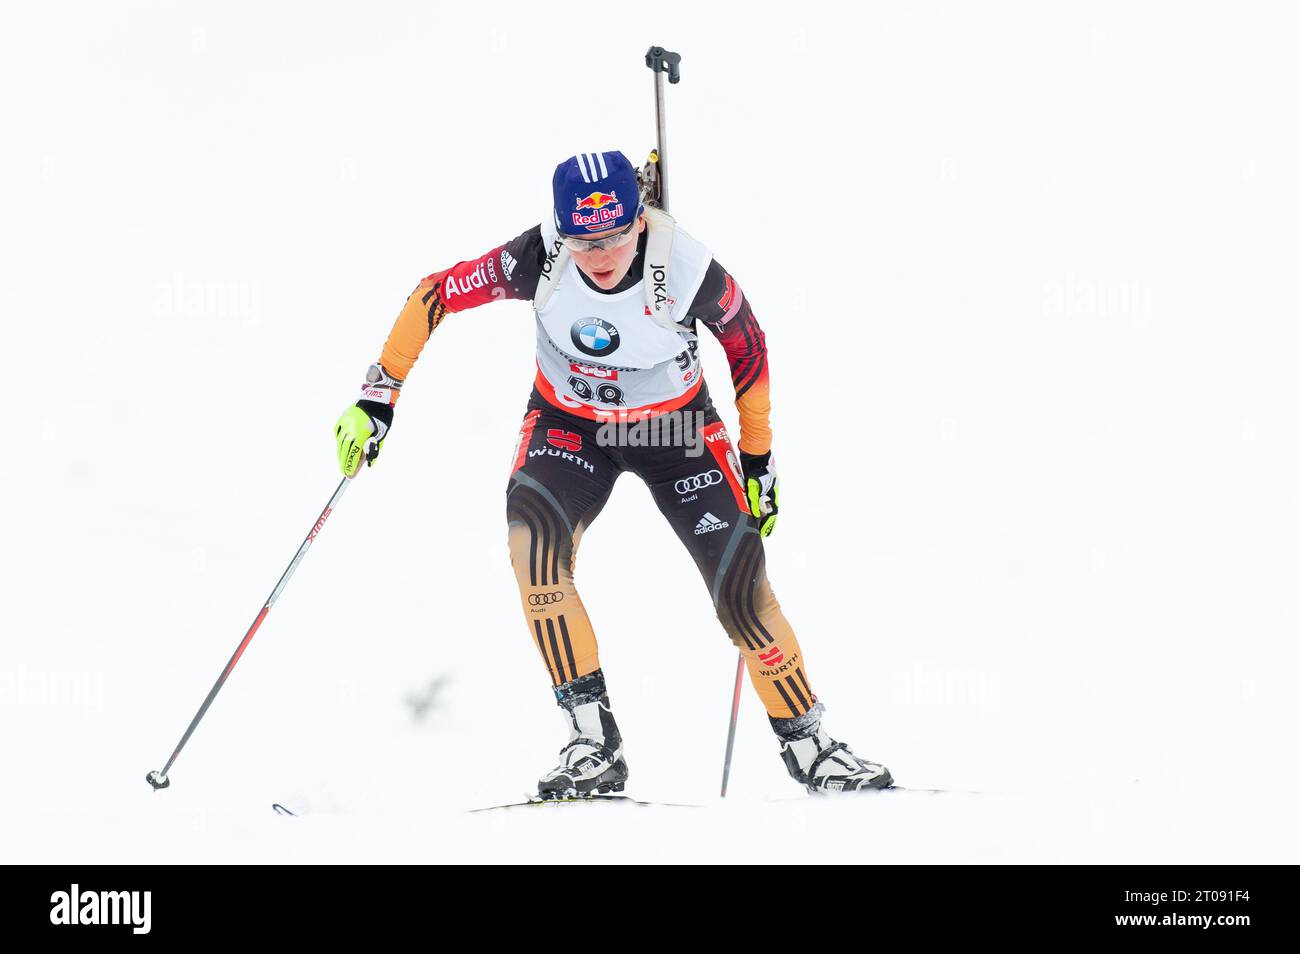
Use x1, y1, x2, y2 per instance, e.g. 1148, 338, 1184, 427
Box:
546, 429, 583, 452
49, 884, 151, 935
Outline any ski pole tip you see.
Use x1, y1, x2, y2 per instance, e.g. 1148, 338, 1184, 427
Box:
145, 770, 171, 791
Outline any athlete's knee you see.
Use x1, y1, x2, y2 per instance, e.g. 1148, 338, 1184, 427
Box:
507, 483, 577, 591
712, 579, 744, 641
711, 549, 762, 650
710, 535, 792, 652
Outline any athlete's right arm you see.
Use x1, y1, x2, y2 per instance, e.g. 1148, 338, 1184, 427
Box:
334, 224, 548, 477
380, 223, 547, 379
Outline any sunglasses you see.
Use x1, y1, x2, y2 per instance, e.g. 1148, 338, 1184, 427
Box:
561, 217, 640, 253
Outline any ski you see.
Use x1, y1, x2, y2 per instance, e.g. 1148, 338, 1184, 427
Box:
763, 785, 989, 803
470, 794, 697, 813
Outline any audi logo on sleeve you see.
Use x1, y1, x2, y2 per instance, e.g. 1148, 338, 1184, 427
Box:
674, 470, 724, 494
528, 591, 565, 606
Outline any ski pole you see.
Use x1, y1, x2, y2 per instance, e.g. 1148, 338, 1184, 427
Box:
720, 653, 745, 797
145, 475, 353, 790
644, 45, 681, 212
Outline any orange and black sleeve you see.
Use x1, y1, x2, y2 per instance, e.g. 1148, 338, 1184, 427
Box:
377, 224, 547, 385
691, 260, 772, 456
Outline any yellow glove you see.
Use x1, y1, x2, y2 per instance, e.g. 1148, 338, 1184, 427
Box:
741, 451, 779, 537
334, 406, 384, 477
334, 364, 398, 477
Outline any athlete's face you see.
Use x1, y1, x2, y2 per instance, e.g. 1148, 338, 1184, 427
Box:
569, 215, 646, 290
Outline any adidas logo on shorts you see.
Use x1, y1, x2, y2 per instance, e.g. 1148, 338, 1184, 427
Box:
694, 512, 729, 535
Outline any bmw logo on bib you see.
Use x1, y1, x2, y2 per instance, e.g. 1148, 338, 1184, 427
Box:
571, 317, 620, 357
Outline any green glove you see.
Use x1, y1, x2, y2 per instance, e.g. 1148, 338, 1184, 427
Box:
334, 364, 399, 477
741, 450, 779, 537
335, 406, 380, 477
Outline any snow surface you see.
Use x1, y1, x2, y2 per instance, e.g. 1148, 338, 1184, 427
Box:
3, 1, 1298, 863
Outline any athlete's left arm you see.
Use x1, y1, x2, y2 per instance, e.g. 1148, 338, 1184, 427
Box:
691, 259, 780, 534
690, 259, 771, 456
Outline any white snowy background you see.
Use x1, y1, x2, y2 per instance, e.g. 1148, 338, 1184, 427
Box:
2, 0, 1297, 863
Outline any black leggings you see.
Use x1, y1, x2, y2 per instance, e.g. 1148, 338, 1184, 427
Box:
504, 384, 817, 720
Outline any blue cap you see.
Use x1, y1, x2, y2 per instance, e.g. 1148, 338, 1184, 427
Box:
552, 151, 643, 236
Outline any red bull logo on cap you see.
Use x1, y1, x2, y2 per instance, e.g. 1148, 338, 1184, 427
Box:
575, 191, 619, 210
571, 190, 625, 230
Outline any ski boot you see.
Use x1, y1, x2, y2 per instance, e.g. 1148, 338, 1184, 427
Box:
771, 706, 893, 793
537, 670, 629, 799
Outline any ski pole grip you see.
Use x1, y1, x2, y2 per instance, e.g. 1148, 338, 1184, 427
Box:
645, 46, 681, 84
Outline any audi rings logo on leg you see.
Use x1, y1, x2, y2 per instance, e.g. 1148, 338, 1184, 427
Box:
528, 591, 565, 606
674, 470, 724, 494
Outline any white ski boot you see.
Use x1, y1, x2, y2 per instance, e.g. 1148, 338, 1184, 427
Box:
772, 707, 893, 793
538, 671, 629, 799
